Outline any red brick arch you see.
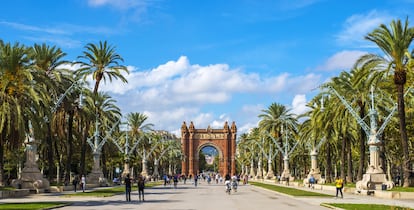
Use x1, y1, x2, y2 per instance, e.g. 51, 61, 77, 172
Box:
181, 121, 237, 177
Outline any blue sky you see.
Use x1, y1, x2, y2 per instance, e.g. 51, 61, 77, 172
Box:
1, 0, 413, 135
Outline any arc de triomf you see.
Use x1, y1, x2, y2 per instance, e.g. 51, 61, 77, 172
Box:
180, 121, 237, 177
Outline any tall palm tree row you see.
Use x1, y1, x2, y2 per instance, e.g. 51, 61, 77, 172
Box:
0, 39, 166, 187
1, 18, 414, 188
237, 18, 414, 187
355, 18, 414, 187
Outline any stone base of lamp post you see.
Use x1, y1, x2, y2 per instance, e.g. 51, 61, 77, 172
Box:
303, 168, 323, 185
280, 170, 293, 184
121, 162, 130, 178
266, 169, 275, 179
356, 144, 394, 191
256, 170, 263, 180
12, 167, 50, 193
87, 170, 107, 186
87, 153, 108, 186
356, 173, 394, 191
249, 168, 255, 178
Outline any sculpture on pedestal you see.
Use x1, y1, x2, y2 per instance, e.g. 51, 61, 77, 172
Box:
12, 122, 50, 192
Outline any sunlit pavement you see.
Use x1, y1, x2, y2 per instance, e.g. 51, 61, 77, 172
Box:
1, 181, 414, 209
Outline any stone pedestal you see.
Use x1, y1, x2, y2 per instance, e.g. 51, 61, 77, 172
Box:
304, 150, 322, 184
249, 160, 255, 178
153, 159, 159, 178
356, 141, 394, 190
87, 153, 107, 185
356, 173, 394, 190
13, 141, 49, 192
121, 162, 130, 178
141, 158, 149, 178
256, 158, 263, 179
266, 160, 275, 179
280, 156, 293, 181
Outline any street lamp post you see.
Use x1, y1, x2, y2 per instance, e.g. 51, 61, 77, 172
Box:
112, 123, 144, 178
86, 116, 120, 185
267, 125, 300, 184
325, 85, 396, 191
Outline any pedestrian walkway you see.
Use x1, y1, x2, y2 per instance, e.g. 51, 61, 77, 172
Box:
1, 180, 414, 209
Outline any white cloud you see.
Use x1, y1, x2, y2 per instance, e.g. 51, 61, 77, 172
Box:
0, 21, 67, 35
97, 56, 322, 138
0, 21, 117, 48
88, 0, 148, 10
336, 10, 392, 47
87, 0, 154, 23
0, 21, 115, 36
286, 73, 321, 93
23, 35, 83, 49
316, 50, 367, 72
290, 94, 309, 115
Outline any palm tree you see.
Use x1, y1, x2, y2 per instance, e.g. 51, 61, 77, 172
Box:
356, 18, 414, 187
95, 92, 122, 176
258, 103, 297, 176
0, 42, 47, 186
30, 43, 69, 181
126, 112, 154, 176
298, 94, 327, 180
76, 40, 128, 179
76, 40, 129, 94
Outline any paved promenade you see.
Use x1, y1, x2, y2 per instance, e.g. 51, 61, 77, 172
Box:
1, 180, 414, 209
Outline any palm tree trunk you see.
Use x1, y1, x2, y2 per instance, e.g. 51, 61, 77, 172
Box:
379, 129, 387, 177
80, 120, 90, 176
102, 145, 107, 177
347, 137, 353, 183
47, 123, 54, 181
278, 137, 283, 176
93, 76, 102, 94
65, 110, 74, 182
326, 144, 332, 183
0, 130, 5, 186
396, 83, 410, 187
340, 134, 346, 180
278, 153, 283, 177
357, 106, 366, 181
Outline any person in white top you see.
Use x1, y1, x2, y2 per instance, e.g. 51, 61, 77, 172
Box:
81, 175, 86, 192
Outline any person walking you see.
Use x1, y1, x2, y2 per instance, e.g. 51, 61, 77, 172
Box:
183, 174, 187, 184
194, 174, 198, 187
137, 175, 145, 202
72, 176, 78, 192
81, 175, 86, 192
173, 174, 179, 189
309, 174, 316, 189
125, 174, 132, 202
335, 176, 344, 198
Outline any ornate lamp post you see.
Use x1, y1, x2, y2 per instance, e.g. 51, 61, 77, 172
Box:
325, 85, 396, 191
86, 117, 120, 185
267, 125, 300, 184
112, 123, 145, 178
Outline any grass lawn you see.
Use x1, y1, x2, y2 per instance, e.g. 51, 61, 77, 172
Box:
0, 186, 15, 191
390, 187, 414, 192
250, 181, 332, 197
323, 203, 413, 210
0, 202, 68, 210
